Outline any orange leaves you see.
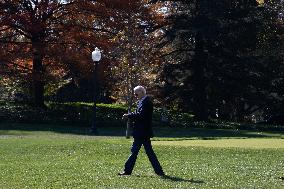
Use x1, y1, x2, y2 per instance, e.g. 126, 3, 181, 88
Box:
0, 0, 168, 100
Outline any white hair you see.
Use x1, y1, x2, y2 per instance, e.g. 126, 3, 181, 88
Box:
134, 85, 146, 95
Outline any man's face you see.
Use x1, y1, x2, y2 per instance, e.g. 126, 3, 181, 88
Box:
134, 89, 143, 100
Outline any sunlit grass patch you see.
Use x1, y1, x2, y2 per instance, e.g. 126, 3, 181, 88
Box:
153, 138, 284, 149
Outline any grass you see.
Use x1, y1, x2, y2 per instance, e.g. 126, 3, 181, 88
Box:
153, 138, 284, 148
0, 123, 283, 189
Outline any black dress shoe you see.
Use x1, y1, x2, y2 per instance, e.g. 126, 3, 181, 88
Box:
118, 172, 131, 176
156, 172, 165, 176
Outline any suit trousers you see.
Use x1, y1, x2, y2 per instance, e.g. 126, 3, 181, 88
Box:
124, 138, 164, 174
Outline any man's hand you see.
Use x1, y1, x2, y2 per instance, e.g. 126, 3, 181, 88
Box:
122, 114, 129, 120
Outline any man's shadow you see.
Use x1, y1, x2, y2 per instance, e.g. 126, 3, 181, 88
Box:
134, 174, 204, 184
161, 175, 205, 184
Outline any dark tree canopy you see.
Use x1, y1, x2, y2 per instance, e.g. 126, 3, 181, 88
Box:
156, 0, 284, 121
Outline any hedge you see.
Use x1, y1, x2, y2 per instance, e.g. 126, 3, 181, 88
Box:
0, 101, 283, 131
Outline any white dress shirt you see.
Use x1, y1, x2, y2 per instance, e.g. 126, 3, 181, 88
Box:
137, 96, 147, 109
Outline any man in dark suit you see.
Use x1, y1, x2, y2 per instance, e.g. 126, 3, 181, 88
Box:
119, 86, 165, 176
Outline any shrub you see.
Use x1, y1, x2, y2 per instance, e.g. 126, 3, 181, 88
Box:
0, 101, 283, 131
0, 102, 128, 127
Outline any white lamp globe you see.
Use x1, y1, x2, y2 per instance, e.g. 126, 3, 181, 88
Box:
92, 47, 101, 62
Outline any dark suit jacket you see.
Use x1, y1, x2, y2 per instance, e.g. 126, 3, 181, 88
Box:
128, 96, 154, 139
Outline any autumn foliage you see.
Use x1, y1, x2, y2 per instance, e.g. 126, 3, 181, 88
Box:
0, 0, 165, 106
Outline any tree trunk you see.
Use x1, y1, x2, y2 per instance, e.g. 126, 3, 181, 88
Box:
32, 40, 45, 107
192, 31, 208, 121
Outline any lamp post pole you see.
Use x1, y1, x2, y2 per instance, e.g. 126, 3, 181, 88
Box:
90, 47, 101, 134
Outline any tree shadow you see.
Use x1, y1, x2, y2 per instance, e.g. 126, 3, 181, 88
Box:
0, 122, 89, 136
0, 122, 283, 139
153, 127, 283, 139
0, 122, 126, 137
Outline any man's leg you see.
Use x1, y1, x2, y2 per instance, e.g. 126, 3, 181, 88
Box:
123, 138, 143, 174
143, 139, 164, 175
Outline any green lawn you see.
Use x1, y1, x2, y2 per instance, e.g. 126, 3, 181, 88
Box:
153, 138, 284, 148
0, 123, 283, 189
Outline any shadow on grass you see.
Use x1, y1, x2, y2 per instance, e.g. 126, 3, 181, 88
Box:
132, 174, 204, 183
0, 122, 283, 139
161, 175, 205, 184
0, 122, 88, 134
153, 126, 284, 139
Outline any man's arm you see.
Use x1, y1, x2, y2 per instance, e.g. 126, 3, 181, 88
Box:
123, 99, 151, 121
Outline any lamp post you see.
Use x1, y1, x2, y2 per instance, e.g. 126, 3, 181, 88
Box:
90, 47, 101, 134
